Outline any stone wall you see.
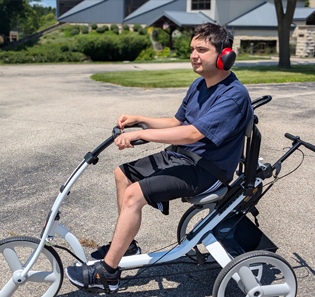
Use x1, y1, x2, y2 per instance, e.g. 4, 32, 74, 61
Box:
296, 25, 315, 57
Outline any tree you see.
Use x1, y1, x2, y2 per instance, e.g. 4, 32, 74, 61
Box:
0, 0, 26, 38
274, 0, 298, 69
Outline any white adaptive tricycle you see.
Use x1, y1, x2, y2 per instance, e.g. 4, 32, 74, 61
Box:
1, 95, 315, 297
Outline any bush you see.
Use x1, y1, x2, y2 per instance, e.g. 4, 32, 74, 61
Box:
173, 31, 192, 59
0, 43, 85, 64
91, 23, 98, 30
75, 34, 150, 61
112, 28, 119, 35
136, 47, 156, 61
133, 24, 141, 32
82, 27, 89, 34
152, 28, 170, 47
70, 28, 80, 36
122, 24, 129, 31
138, 27, 146, 35
96, 25, 108, 34
110, 24, 119, 31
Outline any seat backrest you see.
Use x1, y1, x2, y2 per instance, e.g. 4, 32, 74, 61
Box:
243, 119, 261, 195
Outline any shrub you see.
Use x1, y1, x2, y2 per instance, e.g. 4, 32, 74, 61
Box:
82, 27, 89, 34
70, 28, 80, 36
75, 34, 150, 61
138, 27, 146, 35
136, 47, 156, 61
152, 28, 169, 47
162, 47, 170, 57
96, 25, 108, 33
110, 24, 119, 31
0, 44, 85, 64
173, 31, 192, 59
133, 24, 141, 32
122, 24, 129, 31
91, 23, 98, 30
60, 44, 69, 52
112, 28, 119, 35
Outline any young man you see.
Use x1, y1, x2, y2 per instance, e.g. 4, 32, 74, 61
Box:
66, 22, 253, 292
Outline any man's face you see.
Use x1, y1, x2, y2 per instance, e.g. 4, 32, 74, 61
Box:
190, 35, 219, 77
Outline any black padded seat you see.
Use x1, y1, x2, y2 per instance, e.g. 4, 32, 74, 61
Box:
184, 186, 228, 205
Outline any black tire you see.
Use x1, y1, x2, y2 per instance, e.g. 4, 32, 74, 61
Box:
0, 236, 64, 297
212, 250, 297, 297
177, 204, 215, 262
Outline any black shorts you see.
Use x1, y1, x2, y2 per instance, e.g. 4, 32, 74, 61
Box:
119, 150, 218, 215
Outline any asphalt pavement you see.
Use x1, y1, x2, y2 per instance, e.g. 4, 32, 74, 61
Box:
0, 60, 315, 297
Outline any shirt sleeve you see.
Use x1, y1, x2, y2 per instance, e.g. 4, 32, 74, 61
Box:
193, 93, 249, 147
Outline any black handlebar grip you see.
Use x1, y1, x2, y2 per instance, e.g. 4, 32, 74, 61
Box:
112, 123, 149, 145
304, 141, 315, 152
285, 133, 298, 141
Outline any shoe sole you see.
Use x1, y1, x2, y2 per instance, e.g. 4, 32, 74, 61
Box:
65, 268, 119, 293
90, 247, 141, 261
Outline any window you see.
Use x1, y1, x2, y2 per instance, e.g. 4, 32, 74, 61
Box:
191, 0, 211, 10
125, 0, 148, 17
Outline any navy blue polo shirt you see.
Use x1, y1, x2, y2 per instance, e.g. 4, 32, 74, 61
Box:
175, 72, 253, 181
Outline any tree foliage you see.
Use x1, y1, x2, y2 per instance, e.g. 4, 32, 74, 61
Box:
274, 0, 298, 69
0, 0, 56, 40
0, 0, 26, 37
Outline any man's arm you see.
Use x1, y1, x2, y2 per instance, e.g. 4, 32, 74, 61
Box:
117, 115, 182, 129
114, 125, 204, 150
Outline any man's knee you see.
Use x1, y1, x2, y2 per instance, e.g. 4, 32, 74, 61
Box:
121, 183, 147, 209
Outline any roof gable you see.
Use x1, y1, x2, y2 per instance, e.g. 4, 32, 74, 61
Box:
124, 0, 174, 21
150, 11, 215, 27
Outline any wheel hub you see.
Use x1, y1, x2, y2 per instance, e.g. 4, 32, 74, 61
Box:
12, 270, 27, 284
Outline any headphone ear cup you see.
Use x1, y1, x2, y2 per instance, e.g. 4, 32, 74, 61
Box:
216, 48, 236, 71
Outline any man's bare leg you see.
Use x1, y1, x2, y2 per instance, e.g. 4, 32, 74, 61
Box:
115, 167, 132, 215
104, 181, 147, 269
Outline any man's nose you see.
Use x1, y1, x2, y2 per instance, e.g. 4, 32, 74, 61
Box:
190, 49, 198, 59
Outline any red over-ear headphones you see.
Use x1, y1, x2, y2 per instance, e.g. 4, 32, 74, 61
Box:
216, 29, 236, 71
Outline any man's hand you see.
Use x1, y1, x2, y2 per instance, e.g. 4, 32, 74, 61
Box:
117, 115, 139, 129
114, 131, 139, 150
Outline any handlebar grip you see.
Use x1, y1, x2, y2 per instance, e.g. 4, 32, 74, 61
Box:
285, 133, 315, 152
304, 141, 315, 152
112, 123, 149, 145
285, 133, 298, 141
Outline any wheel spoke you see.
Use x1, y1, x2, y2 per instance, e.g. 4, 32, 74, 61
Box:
2, 247, 23, 272
238, 265, 259, 292
261, 283, 291, 296
28, 271, 57, 283
0, 278, 19, 297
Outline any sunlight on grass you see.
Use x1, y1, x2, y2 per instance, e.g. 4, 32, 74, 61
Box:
91, 65, 315, 88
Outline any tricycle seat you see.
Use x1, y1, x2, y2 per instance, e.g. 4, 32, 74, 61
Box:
183, 186, 228, 205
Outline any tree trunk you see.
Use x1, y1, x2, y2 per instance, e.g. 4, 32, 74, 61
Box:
274, 0, 297, 69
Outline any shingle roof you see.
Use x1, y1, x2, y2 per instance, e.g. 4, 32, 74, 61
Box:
149, 11, 215, 27
59, 0, 105, 19
124, 0, 174, 21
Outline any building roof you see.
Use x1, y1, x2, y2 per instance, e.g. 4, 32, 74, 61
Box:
227, 2, 278, 27
124, 0, 174, 21
149, 11, 215, 27
59, 0, 105, 19
293, 7, 315, 21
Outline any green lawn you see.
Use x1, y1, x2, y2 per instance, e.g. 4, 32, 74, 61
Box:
91, 65, 315, 88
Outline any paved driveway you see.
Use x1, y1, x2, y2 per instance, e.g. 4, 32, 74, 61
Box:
0, 63, 314, 297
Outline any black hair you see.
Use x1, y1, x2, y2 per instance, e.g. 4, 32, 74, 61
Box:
193, 23, 233, 53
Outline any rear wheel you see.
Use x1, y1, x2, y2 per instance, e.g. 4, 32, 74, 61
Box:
212, 251, 297, 297
0, 236, 63, 297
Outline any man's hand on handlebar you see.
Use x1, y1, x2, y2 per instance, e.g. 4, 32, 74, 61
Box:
114, 130, 140, 150
117, 115, 139, 130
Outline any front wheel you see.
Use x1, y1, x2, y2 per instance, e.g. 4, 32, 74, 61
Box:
212, 251, 297, 297
0, 236, 64, 297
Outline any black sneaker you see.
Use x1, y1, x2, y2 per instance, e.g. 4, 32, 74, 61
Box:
65, 261, 121, 294
90, 239, 141, 260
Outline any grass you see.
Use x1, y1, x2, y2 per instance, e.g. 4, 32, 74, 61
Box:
91, 65, 315, 88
